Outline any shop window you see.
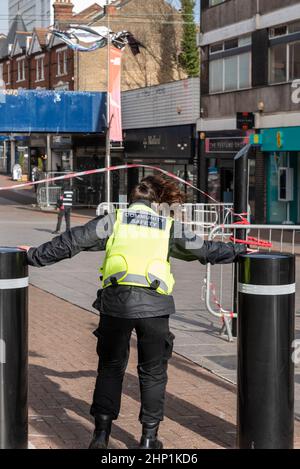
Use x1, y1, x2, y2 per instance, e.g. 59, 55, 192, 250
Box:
270, 21, 300, 37
269, 25, 288, 38
289, 21, 300, 34
267, 153, 298, 224
209, 52, 251, 93
224, 38, 239, 51
270, 40, 300, 83
224, 56, 238, 91
209, 0, 226, 6
210, 43, 223, 54
209, 59, 223, 92
269, 43, 287, 84
239, 53, 251, 88
269, 21, 300, 83
210, 36, 251, 55
289, 42, 300, 81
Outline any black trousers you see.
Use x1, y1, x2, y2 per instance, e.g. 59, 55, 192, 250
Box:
90, 315, 174, 424
56, 209, 71, 232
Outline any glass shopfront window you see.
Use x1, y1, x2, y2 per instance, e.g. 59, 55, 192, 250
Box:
267, 152, 298, 223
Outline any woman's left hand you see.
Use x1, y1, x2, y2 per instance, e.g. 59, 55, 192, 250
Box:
18, 246, 31, 252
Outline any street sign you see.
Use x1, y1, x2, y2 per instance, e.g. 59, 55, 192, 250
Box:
249, 134, 262, 145
237, 112, 255, 131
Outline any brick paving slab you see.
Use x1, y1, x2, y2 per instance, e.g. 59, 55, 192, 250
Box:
28, 285, 300, 449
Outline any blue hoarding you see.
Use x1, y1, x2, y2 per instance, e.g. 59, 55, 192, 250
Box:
0, 90, 107, 133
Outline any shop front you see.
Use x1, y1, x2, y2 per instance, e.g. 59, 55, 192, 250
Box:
51, 135, 73, 172
261, 127, 300, 224
124, 124, 197, 202
0, 91, 107, 204
200, 131, 251, 204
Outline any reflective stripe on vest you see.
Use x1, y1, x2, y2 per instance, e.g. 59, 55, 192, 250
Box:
103, 273, 169, 293
101, 204, 174, 295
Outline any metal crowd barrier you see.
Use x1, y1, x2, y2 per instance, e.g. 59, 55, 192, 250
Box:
204, 224, 300, 342
37, 172, 104, 208
96, 202, 233, 234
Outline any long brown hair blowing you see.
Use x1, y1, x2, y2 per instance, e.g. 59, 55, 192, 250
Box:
130, 174, 186, 205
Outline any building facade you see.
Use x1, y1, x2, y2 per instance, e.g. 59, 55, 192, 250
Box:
199, 0, 300, 223
0, 13, 77, 177
8, 0, 100, 31
74, 0, 187, 92
9, 0, 51, 30
0, 0, 188, 204
122, 78, 200, 201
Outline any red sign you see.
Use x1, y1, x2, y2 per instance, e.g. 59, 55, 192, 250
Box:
236, 112, 255, 131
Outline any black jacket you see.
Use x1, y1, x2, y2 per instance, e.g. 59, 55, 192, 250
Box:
27, 201, 245, 318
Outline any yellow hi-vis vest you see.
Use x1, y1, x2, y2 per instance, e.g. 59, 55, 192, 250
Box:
100, 203, 175, 295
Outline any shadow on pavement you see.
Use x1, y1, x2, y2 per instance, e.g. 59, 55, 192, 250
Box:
28, 350, 236, 449
28, 362, 139, 449
34, 228, 55, 234
123, 371, 236, 448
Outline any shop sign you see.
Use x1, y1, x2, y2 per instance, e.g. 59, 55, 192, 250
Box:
236, 112, 255, 131
205, 137, 249, 154
249, 134, 262, 146
124, 125, 194, 159
276, 131, 284, 149
52, 135, 72, 148
30, 137, 46, 147
261, 127, 300, 152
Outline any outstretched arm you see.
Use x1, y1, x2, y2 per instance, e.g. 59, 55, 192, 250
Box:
26, 213, 114, 267
170, 222, 246, 264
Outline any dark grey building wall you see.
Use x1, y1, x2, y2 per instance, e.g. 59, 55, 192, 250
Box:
201, 84, 300, 118
201, 0, 256, 33
201, 0, 300, 33
259, 0, 300, 15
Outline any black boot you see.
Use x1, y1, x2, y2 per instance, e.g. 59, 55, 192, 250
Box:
88, 415, 112, 449
139, 422, 163, 449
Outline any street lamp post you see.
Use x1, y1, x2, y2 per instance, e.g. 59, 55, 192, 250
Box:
52, 11, 143, 205
105, 0, 112, 205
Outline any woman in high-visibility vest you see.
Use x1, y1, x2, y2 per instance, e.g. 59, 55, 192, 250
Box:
20, 175, 245, 449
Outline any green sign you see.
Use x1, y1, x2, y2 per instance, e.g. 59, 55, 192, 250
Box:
261, 127, 300, 152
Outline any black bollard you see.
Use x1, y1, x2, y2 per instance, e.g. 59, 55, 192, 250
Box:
237, 253, 295, 449
0, 248, 28, 449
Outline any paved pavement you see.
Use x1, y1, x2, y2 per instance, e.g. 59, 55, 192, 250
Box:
1, 174, 300, 448
29, 285, 245, 449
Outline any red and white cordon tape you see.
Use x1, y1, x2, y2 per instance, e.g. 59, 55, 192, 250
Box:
209, 282, 235, 319
0, 163, 270, 319
0, 163, 209, 196
0, 163, 272, 249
